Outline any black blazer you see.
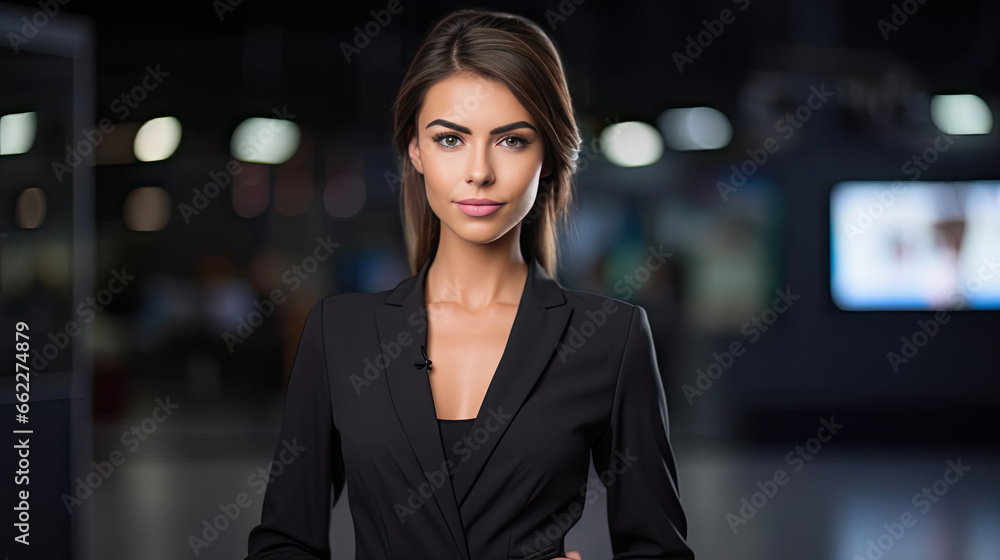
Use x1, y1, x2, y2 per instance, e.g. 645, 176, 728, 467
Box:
245, 255, 694, 560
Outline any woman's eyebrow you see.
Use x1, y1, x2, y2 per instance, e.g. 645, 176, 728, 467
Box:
425, 119, 537, 135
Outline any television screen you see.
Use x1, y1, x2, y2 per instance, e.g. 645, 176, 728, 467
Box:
830, 180, 1000, 310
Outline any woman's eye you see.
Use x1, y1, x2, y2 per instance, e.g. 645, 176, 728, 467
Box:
439, 135, 459, 147
503, 137, 525, 148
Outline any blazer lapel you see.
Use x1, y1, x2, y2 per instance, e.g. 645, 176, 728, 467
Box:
374, 255, 570, 559
449, 261, 570, 507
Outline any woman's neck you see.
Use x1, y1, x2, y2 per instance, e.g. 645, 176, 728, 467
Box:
426, 227, 528, 311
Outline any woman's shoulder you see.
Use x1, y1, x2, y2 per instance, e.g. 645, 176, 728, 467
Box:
309, 288, 394, 315
558, 286, 645, 332
560, 285, 638, 315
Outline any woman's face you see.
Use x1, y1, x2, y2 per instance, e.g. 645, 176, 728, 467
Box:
408, 73, 550, 246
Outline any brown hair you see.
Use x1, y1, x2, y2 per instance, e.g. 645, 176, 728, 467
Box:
391, 8, 581, 278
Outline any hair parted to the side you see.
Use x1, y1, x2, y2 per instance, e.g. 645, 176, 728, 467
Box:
391, 8, 582, 279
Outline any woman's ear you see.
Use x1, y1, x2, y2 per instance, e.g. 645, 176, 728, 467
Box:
408, 136, 424, 174
541, 159, 552, 178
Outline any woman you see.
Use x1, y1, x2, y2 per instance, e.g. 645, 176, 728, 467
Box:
245, 8, 693, 560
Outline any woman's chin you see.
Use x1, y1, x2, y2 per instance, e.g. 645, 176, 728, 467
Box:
446, 224, 514, 245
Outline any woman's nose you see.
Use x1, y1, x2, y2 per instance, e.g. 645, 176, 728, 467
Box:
466, 146, 495, 186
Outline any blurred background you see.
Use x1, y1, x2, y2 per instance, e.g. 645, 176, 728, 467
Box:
1, 0, 999, 559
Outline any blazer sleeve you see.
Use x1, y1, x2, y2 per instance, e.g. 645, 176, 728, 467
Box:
246, 299, 346, 560
590, 304, 694, 559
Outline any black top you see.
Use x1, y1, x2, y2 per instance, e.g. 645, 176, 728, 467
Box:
437, 418, 475, 479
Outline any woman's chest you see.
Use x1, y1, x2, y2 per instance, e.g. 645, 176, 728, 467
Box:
330, 344, 615, 480
425, 302, 519, 420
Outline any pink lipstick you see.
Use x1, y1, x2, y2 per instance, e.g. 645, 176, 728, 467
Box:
454, 198, 504, 217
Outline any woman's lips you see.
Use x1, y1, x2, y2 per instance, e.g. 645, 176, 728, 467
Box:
454, 202, 504, 217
